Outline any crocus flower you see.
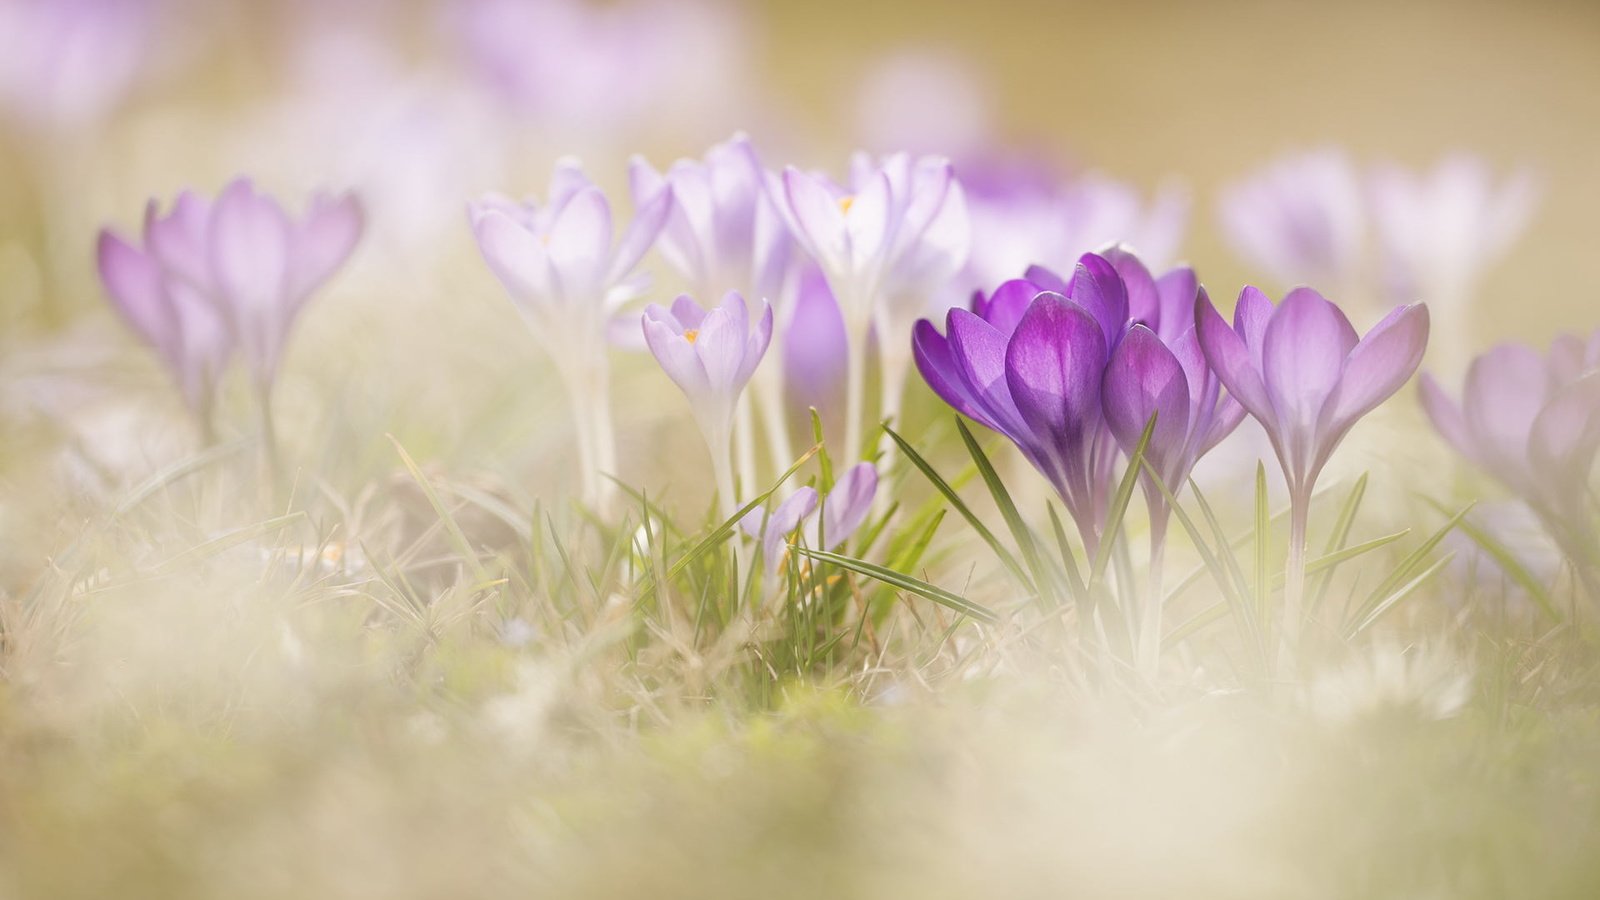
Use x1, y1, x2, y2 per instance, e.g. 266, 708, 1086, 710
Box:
0, 0, 158, 132
777, 152, 968, 458
958, 157, 1188, 298
632, 135, 796, 474
452, 0, 751, 142
913, 253, 1130, 551
630, 135, 792, 304
739, 461, 878, 576
1218, 149, 1364, 292
1369, 155, 1538, 373
96, 179, 362, 426
1101, 253, 1245, 532
1419, 334, 1600, 570
1197, 285, 1428, 639
470, 160, 673, 512
642, 291, 773, 518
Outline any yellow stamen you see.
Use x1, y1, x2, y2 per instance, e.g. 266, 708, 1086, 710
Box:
683, 329, 699, 344
838, 195, 855, 214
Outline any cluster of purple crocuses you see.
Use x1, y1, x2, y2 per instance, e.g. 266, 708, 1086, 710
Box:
104, 128, 1600, 658
914, 247, 1428, 657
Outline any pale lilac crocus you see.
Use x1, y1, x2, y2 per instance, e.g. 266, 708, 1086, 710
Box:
631, 135, 796, 478
1369, 155, 1539, 373
1197, 286, 1429, 641
1218, 149, 1365, 294
739, 461, 878, 587
913, 253, 1130, 553
1419, 334, 1600, 589
470, 160, 673, 512
777, 152, 968, 459
96, 178, 363, 439
642, 292, 773, 520
1101, 251, 1245, 669
0, 0, 158, 132
958, 157, 1189, 298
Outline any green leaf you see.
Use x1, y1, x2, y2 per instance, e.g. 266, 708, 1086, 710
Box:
1309, 473, 1368, 613
792, 546, 1000, 624
1345, 553, 1455, 638
884, 421, 1030, 587
955, 418, 1053, 606
1426, 499, 1562, 625
1092, 414, 1155, 584
389, 435, 491, 584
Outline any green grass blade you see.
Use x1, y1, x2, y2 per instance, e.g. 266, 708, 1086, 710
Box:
1345, 554, 1454, 638
955, 418, 1052, 605
389, 435, 491, 584
792, 546, 999, 624
884, 421, 1030, 586
1425, 499, 1562, 624
1091, 416, 1155, 584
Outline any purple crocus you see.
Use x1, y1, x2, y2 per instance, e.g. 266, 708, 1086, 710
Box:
1419, 334, 1600, 577
739, 461, 878, 578
470, 159, 673, 512
642, 291, 773, 519
777, 152, 968, 459
1197, 285, 1429, 639
96, 178, 362, 432
1101, 251, 1245, 531
0, 0, 159, 132
913, 252, 1130, 552
1218, 149, 1364, 292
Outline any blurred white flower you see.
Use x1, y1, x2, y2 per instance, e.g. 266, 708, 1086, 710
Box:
1304, 640, 1473, 726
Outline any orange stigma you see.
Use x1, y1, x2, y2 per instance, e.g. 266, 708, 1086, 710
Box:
838, 195, 855, 214
683, 329, 699, 344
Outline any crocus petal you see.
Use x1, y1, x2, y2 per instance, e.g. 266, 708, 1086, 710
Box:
609, 182, 674, 287
1418, 373, 1474, 461
1318, 302, 1429, 436
1261, 287, 1358, 431
912, 317, 998, 432
1023, 264, 1069, 295
1102, 324, 1191, 472
547, 186, 613, 301
1002, 292, 1106, 452
783, 167, 849, 274
755, 486, 820, 570
288, 191, 363, 302
949, 306, 1033, 439
693, 293, 748, 391
143, 191, 213, 292
97, 229, 176, 355
1067, 252, 1130, 347
209, 178, 292, 378
668, 295, 705, 330
1528, 371, 1600, 479
817, 462, 877, 550
1152, 268, 1199, 342
739, 298, 774, 385
1196, 289, 1272, 421
975, 278, 1040, 337
1103, 246, 1158, 328
472, 208, 552, 303
642, 310, 710, 398
1462, 343, 1549, 469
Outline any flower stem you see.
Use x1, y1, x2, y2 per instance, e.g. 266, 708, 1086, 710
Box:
733, 391, 757, 502
873, 331, 911, 517
1283, 488, 1311, 655
1139, 509, 1169, 679
752, 364, 795, 477
843, 317, 870, 464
